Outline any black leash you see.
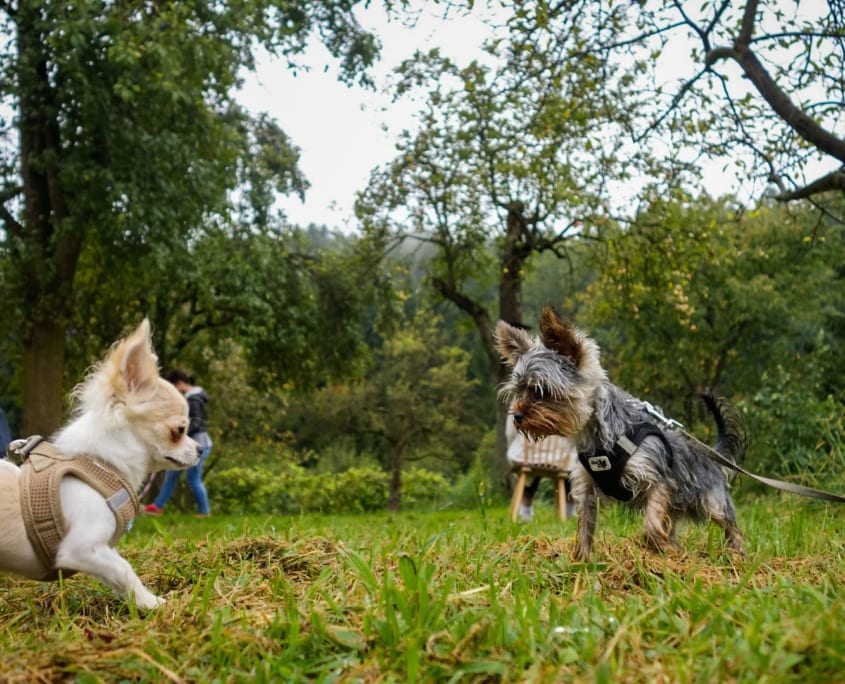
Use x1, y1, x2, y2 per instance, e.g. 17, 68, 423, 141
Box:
642, 403, 845, 504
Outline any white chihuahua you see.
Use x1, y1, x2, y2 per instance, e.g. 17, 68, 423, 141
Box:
0, 319, 198, 610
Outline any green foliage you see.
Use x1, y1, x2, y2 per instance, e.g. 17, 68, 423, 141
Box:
205, 465, 285, 515
399, 467, 450, 509
574, 197, 844, 475
742, 369, 844, 479
211, 229, 373, 390
332, 468, 389, 512
300, 306, 483, 507
206, 464, 451, 515
306, 467, 390, 514
0, 0, 379, 430
65, 224, 374, 394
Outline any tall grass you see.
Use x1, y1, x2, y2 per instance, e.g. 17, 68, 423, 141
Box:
1, 492, 844, 682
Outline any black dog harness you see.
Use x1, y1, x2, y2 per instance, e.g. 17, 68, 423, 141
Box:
578, 420, 674, 501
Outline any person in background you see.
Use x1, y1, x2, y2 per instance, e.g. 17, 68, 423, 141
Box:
0, 408, 10, 454
144, 369, 212, 517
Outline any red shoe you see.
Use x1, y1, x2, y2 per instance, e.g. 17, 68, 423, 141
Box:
144, 504, 164, 515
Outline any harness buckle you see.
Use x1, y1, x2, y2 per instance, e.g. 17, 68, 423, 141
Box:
642, 402, 683, 430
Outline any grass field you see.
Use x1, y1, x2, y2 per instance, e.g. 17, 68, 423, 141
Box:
1, 492, 844, 683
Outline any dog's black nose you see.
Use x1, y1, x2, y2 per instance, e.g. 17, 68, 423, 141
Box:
513, 412, 524, 425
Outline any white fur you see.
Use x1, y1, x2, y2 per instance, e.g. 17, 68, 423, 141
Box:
0, 320, 198, 610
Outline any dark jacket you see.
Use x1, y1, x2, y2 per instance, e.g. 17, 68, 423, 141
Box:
185, 387, 211, 447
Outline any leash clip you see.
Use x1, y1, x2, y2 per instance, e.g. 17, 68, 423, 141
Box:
643, 402, 683, 430
6, 436, 44, 464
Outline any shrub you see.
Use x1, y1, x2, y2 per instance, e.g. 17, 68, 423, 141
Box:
332, 467, 390, 513
206, 466, 271, 514
741, 364, 844, 483
207, 462, 306, 514
207, 464, 458, 514
402, 467, 449, 509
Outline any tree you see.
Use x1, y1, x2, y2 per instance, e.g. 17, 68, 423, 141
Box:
64, 221, 377, 401
575, 195, 844, 470
316, 307, 482, 511
556, 0, 844, 207
357, 7, 635, 484
0, 0, 378, 434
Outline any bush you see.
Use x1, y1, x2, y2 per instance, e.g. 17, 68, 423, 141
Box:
207, 462, 306, 514
402, 467, 449, 509
445, 429, 501, 510
333, 467, 390, 513
207, 463, 456, 514
742, 365, 844, 481
205, 466, 269, 514
292, 466, 389, 514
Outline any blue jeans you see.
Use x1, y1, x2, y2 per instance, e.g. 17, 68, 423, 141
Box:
153, 446, 211, 514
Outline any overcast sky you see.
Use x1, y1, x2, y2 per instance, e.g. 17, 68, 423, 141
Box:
237, 6, 500, 231
236, 5, 835, 233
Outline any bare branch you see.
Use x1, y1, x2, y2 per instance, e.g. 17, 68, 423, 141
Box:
703, 0, 845, 166
594, 20, 688, 54
705, 0, 733, 43
0, 204, 24, 237
635, 67, 709, 143
774, 168, 845, 201
737, 0, 759, 47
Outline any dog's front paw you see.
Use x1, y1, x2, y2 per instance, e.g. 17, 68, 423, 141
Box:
571, 544, 592, 563
134, 591, 166, 611
726, 529, 744, 555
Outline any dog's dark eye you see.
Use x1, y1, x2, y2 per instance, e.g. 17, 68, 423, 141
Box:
170, 425, 186, 442
531, 386, 545, 400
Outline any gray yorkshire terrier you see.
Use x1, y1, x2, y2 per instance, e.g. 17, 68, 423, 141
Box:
496, 305, 746, 561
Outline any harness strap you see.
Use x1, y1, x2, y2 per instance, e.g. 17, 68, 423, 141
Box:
579, 421, 673, 502
16, 436, 140, 581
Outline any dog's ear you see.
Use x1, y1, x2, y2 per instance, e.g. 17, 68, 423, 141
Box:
495, 320, 533, 366
538, 305, 584, 365
111, 319, 160, 396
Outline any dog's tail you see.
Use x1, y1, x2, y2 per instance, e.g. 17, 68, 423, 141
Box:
696, 389, 748, 468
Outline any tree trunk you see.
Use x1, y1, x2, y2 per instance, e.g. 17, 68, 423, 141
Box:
494, 203, 532, 488
21, 320, 68, 436
431, 202, 534, 492
499, 202, 530, 333
387, 446, 402, 511
15, 7, 81, 436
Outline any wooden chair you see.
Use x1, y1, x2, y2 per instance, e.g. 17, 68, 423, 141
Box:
507, 431, 577, 522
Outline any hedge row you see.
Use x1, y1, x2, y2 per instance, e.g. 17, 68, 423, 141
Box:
205, 464, 450, 514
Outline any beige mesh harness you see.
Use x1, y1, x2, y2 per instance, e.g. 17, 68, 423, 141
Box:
14, 436, 140, 581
